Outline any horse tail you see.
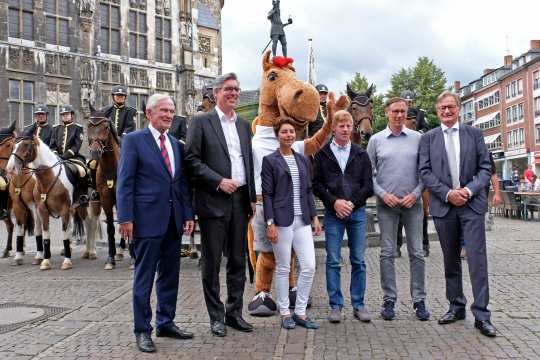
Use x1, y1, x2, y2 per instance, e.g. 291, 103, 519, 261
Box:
72, 211, 85, 238
25, 208, 35, 236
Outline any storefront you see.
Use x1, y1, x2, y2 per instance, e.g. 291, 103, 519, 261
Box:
503, 149, 531, 180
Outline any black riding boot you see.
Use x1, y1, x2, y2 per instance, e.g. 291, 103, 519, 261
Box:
76, 176, 89, 208
0, 189, 9, 220
89, 167, 99, 201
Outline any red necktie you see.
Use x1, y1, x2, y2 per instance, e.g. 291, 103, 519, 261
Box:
159, 134, 172, 176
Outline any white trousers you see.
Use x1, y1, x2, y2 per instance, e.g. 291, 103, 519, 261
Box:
272, 216, 316, 316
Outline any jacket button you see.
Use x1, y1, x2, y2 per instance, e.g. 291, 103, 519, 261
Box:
169, 199, 172, 203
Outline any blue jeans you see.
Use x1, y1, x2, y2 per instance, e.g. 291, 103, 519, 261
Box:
324, 207, 367, 310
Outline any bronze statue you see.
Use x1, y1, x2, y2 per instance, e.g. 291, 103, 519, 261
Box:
266, 0, 292, 57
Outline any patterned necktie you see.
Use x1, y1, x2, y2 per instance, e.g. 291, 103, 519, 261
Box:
445, 128, 460, 189
159, 134, 172, 176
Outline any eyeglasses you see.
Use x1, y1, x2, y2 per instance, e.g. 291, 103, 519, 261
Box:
218, 86, 241, 93
438, 105, 457, 112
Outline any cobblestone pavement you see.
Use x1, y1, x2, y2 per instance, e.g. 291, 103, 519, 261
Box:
0, 217, 539, 359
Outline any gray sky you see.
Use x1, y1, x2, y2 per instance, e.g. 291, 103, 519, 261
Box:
221, 0, 540, 95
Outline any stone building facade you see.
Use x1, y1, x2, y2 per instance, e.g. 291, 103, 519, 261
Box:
0, 0, 224, 129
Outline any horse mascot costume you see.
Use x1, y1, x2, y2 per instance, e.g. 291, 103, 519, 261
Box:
248, 50, 348, 315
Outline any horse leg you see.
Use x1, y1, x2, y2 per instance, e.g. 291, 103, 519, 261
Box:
104, 209, 116, 270
10, 224, 24, 266
2, 216, 14, 258
32, 204, 43, 265
60, 214, 73, 270
39, 208, 52, 270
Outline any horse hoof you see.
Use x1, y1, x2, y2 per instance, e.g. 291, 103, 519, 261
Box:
31, 258, 43, 265
10, 258, 23, 266
104, 262, 115, 270
88, 253, 97, 260
40, 260, 52, 271
60, 260, 73, 270
81, 251, 89, 259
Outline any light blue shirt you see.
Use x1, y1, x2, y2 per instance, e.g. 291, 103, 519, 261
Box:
330, 140, 351, 173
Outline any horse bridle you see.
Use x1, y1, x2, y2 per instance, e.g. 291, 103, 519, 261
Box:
88, 118, 115, 153
350, 96, 373, 135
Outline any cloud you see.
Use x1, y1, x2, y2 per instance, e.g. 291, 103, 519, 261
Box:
222, 0, 540, 95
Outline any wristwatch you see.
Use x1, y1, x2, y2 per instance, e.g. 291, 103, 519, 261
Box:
266, 219, 274, 227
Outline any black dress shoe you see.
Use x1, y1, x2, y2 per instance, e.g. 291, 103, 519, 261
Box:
156, 324, 194, 339
438, 309, 466, 324
475, 320, 497, 337
211, 320, 227, 337
135, 332, 156, 353
225, 315, 254, 332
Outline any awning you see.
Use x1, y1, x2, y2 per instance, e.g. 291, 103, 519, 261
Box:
484, 133, 501, 144
474, 111, 500, 125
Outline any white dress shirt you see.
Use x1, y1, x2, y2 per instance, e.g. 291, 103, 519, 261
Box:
148, 123, 175, 176
330, 140, 351, 173
216, 106, 246, 186
440, 121, 473, 200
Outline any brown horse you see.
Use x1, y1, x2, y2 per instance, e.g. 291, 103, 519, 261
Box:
7, 128, 99, 270
87, 111, 123, 270
346, 84, 374, 148
0, 123, 16, 259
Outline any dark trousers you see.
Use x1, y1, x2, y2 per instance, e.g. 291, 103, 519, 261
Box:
433, 206, 490, 320
133, 214, 181, 334
199, 188, 249, 322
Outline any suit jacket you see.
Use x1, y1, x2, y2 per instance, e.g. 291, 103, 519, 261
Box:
117, 128, 193, 238
185, 108, 256, 218
419, 125, 492, 217
261, 149, 316, 227
313, 142, 373, 214
169, 115, 187, 142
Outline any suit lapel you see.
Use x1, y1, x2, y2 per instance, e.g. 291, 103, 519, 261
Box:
459, 126, 467, 176
235, 119, 250, 172
435, 127, 451, 179
209, 109, 230, 156
275, 151, 291, 175
168, 133, 182, 180
142, 128, 170, 177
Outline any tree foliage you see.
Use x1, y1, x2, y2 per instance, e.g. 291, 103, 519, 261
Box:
387, 57, 448, 128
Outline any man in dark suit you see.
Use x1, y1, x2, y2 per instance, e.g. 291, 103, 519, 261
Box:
117, 94, 195, 353
419, 91, 496, 337
185, 72, 256, 337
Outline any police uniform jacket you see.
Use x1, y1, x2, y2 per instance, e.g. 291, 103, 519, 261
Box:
50, 122, 84, 160
25, 123, 54, 147
103, 104, 136, 137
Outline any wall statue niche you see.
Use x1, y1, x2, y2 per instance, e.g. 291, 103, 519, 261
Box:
79, 0, 95, 18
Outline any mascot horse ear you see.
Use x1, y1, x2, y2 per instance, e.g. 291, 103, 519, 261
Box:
346, 83, 359, 101
262, 50, 272, 72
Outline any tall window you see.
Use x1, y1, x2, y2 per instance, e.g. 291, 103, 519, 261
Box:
534, 70, 540, 91
536, 126, 540, 144
127, 93, 148, 129
506, 103, 525, 124
534, 96, 540, 118
8, 0, 34, 40
44, 0, 70, 46
155, 15, 172, 63
8, 79, 34, 128
129, 6, 147, 59
507, 128, 525, 149
100, 1, 121, 55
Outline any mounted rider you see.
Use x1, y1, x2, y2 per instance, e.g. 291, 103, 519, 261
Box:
102, 85, 137, 139
50, 105, 90, 207
400, 90, 430, 133
24, 104, 54, 147
307, 84, 329, 137
0, 122, 16, 220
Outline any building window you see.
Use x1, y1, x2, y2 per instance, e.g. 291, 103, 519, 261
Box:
8, 79, 34, 128
534, 96, 540, 118
507, 128, 525, 149
127, 93, 148, 129
477, 91, 500, 111
46, 83, 70, 125
536, 126, 540, 144
100, 62, 121, 83
534, 70, 540, 91
100, 1, 121, 55
486, 135, 502, 151
155, 15, 172, 63
129, 7, 147, 59
506, 78, 523, 100
506, 103, 525, 124
8, 0, 34, 40
477, 113, 501, 130
44, 0, 70, 47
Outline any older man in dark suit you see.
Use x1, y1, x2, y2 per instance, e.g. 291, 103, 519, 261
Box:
117, 94, 195, 352
419, 91, 496, 337
185, 72, 256, 337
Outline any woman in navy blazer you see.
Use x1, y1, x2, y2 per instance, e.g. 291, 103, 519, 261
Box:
261, 118, 321, 330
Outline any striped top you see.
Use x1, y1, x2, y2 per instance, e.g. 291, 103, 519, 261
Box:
283, 155, 302, 216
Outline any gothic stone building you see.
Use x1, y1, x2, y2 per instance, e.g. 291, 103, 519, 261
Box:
0, 0, 224, 129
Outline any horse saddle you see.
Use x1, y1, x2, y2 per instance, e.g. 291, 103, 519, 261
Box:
64, 159, 89, 186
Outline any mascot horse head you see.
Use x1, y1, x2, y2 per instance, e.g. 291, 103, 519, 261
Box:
347, 83, 374, 147
257, 50, 320, 138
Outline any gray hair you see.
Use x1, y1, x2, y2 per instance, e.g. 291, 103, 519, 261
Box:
213, 72, 240, 89
146, 93, 174, 112
436, 90, 461, 107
